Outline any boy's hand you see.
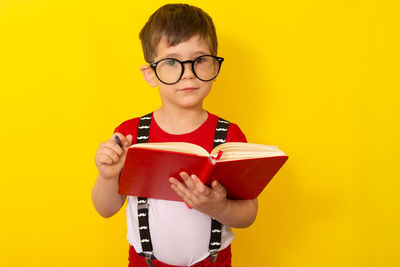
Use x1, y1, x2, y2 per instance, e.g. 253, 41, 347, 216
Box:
169, 172, 228, 216
95, 133, 133, 180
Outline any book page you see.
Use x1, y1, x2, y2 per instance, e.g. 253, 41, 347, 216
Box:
130, 142, 210, 157
211, 142, 287, 161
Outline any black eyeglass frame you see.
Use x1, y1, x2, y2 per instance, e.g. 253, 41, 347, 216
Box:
149, 55, 224, 85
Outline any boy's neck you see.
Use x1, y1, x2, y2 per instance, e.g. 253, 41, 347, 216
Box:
154, 106, 208, 135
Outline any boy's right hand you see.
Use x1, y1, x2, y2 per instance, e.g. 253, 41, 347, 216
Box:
95, 133, 133, 180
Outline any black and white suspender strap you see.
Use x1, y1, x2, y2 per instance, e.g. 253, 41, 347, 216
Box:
136, 113, 152, 144
208, 117, 230, 263
136, 112, 155, 267
213, 117, 230, 146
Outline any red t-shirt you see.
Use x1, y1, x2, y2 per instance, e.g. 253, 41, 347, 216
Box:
114, 111, 247, 151
114, 111, 247, 265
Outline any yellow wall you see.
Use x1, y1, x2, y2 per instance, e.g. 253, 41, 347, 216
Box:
1, 0, 399, 266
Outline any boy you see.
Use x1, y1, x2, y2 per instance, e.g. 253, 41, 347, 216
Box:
92, 4, 258, 267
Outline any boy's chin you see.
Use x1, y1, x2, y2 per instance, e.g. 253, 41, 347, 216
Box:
178, 101, 204, 109
172, 98, 205, 109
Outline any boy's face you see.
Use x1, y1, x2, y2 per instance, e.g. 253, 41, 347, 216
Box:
140, 35, 215, 110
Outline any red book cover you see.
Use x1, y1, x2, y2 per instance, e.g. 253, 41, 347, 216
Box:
118, 142, 288, 202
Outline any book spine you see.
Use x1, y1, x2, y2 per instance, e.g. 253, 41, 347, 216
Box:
198, 156, 216, 184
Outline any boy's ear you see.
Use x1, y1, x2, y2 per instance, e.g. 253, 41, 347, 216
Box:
140, 65, 158, 87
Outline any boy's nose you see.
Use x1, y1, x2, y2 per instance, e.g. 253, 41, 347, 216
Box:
181, 62, 195, 80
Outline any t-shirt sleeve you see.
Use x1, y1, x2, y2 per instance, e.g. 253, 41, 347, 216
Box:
113, 118, 140, 145
226, 123, 247, 143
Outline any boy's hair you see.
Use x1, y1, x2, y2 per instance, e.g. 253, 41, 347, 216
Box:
139, 4, 218, 63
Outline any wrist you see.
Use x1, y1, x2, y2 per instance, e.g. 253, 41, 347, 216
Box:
211, 198, 230, 221
98, 173, 120, 181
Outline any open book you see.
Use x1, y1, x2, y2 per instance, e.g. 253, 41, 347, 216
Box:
118, 142, 288, 201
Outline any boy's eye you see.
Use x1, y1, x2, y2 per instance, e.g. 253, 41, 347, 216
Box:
165, 59, 178, 66
195, 57, 206, 64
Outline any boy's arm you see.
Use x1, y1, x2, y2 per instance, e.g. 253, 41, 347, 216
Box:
92, 133, 132, 218
169, 172, 258, 228
92, 174, 127, 218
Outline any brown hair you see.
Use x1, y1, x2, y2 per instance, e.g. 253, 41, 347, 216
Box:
139, 4, 218, 63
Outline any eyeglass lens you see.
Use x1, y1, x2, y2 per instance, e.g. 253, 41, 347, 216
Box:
155, 55, 221, 84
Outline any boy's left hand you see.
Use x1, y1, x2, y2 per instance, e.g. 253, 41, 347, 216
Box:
169, 172, 228, 216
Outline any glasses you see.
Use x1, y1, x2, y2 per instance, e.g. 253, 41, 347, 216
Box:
150, 55, 224, 85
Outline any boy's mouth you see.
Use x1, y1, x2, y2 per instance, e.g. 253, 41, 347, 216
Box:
179, 87, 197, 92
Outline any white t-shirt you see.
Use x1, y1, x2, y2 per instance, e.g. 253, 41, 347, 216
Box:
126, 196, 234, 266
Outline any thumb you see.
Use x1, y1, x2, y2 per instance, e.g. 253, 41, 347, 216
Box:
211, 180, 227, 196
120, 135, 132, 162
126, 134, 133, 147
121, 135, 133, 159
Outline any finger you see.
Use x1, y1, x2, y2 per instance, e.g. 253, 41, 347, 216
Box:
179, 172, 197, 191
97, 153, 114, 165
170, 178, 191, 200
170, 177, 188, 193
211, 180, 227, 196
99, 147, 120, 163
171, 183, 194, 207
191, 174, 212, 197
126, 134, 133, 147
101, 141, 124, 156
114, 133, 132, 148
170, 181, 184, 198
170, 176, 198, 201
111, 133, 124, 148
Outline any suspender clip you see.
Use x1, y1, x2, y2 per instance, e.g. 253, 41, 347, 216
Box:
143, 252, 154, 267
209, 249, 218, 263
138, 201, 149, 210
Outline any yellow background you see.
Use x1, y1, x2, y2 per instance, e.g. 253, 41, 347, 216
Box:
1, 0, 399, 266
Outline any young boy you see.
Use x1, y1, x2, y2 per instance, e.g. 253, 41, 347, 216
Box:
92, 4, 258, 267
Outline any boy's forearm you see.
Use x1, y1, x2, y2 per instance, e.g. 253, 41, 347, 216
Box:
91, 174, 126, 218
213, 198, 258, 228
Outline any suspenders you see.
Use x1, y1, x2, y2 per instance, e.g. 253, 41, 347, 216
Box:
208, 117, 230, 263
135, 113, 154, 266
135, 112, 230, 266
